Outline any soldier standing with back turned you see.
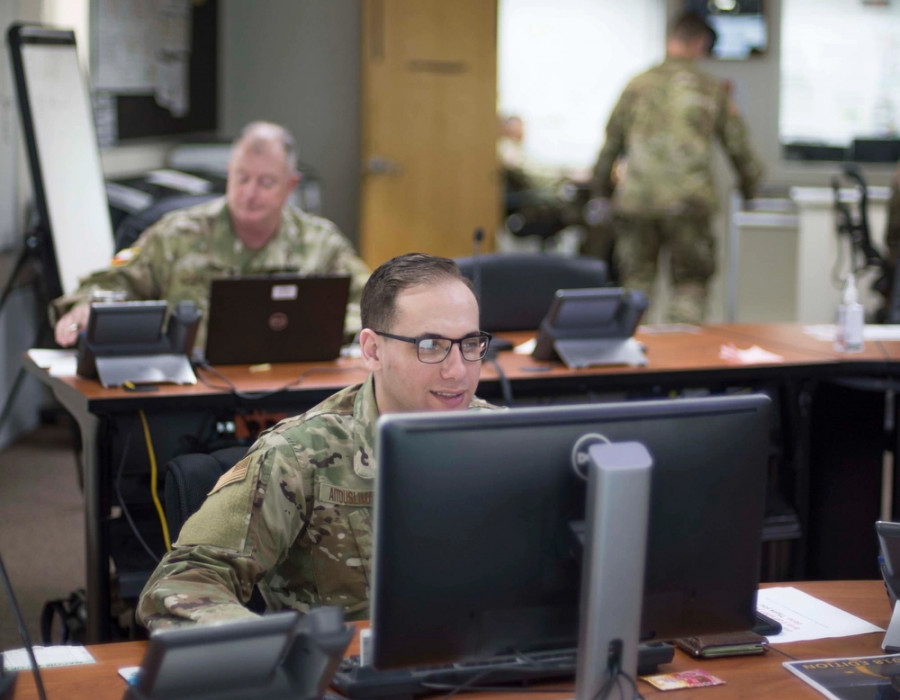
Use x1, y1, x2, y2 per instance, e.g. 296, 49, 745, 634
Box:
590, 10, 764, 323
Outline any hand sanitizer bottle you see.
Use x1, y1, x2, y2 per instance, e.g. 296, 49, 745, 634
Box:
835, 273, 865, 353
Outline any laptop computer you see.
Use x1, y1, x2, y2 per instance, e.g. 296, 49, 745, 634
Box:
203, 274, 351, 365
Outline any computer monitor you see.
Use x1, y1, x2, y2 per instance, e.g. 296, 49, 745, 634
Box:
371, 393, 770, 693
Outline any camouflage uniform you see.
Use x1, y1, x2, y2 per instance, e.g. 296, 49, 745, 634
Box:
49, 197, 370, 349
591, 58, 764, 323
136, 374, 497, 630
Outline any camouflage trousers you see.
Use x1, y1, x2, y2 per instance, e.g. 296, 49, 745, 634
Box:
612, 214, 715, 324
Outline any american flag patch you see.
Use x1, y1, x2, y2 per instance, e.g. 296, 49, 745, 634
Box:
111, 247, 140, 266
210, 459, 249, 494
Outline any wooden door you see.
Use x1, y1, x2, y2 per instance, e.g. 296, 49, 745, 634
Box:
360, 0, 500, 269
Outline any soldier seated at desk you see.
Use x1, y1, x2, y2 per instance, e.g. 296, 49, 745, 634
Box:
50, 120, 370, 353
136, 253, 501, 629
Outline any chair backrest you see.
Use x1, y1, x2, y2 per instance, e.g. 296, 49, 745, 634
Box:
164, 446, 248, 539
455, 252, 609, 332
114, 193, 220, 252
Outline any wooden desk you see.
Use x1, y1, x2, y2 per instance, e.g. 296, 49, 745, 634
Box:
8, 581, 893, 700
493, 324, 853, 390
21, 323, 897, 641
641, 580, 892, 698
711, 322, 898, 366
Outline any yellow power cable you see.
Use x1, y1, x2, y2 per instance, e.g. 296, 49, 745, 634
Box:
139, 409, 172, 551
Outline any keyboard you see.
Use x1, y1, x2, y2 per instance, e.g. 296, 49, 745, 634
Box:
331, 642, 675, 699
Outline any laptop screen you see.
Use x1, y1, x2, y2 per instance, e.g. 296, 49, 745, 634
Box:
203, 274, 351, 365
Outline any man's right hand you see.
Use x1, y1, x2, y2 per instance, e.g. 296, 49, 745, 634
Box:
55, 304, 90, 348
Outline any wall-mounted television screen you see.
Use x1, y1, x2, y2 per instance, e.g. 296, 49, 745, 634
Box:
684, 0, 767, 60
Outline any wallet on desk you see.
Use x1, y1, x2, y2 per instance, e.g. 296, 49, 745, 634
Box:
674, 630, 767, 658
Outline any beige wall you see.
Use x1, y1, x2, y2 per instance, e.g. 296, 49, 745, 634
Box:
219, 0, 361, 242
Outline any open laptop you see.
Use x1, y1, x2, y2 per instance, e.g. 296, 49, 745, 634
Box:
203, 274, 351, 365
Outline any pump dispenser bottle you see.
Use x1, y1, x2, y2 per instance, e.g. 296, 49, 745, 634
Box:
835, 273, 865, 353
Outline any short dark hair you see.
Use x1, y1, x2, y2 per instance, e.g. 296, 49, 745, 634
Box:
670, 11, 716, 53
361, 253, 475, 332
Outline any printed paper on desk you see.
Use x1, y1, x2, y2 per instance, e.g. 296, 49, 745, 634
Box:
2, 645, 95, 670
756, 587, 883, 643
784, 653, 900, 700
718, 343, 784, 364
27, 348, 78, 377
514, 338, 537, 355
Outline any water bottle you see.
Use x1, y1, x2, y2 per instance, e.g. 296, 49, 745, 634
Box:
835, 273, 864, 353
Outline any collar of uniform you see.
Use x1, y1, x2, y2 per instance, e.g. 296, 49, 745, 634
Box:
219, 200, 294, 256
662, 57, 696, 69
259, 205, 304, 260
211, 196, 231, 233
218, 199, 244, 255
352, 375, 498, 479
352, 374, 379, 479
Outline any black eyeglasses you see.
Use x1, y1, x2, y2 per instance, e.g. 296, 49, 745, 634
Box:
374, 331, 492, 364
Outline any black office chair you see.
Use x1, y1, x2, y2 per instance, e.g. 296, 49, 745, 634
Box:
114, 193, 221, 252
503, 179, 592, 251
163, 445, 268, 612
163, 445, 248, 539
455, 252, 609, 332
504, 192, 569, 246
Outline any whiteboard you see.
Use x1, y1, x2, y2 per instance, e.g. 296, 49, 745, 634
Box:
91, 0, 192, 95
780, 0, 900, 147
8, 25, 114, 298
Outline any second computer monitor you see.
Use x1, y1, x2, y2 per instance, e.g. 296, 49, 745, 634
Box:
371, 393, 771, 670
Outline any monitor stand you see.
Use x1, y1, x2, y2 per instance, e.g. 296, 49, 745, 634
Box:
572, 438, 652, 700
554, 337, 647, 369
95, 354, 196, 388
883, 602, 900, 652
